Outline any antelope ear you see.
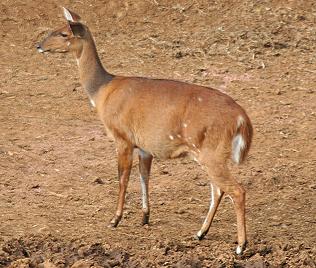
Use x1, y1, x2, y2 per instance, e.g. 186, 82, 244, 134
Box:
68, 22, 86, 38
62, 7, 81, 22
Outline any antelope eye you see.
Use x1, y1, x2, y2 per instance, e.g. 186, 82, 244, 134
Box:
60, 32, 68, 37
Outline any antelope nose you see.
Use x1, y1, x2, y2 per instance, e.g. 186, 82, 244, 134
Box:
36, 43, 44, 53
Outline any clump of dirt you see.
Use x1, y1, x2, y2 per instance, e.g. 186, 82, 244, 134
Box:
0, 234, 132, 268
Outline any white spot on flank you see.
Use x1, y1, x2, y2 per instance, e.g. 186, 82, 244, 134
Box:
198, 97, 203, 102
183, 123, 188, 128
192, 144, 197, 148
169, 135, 174, 140
177, 134, 182, 138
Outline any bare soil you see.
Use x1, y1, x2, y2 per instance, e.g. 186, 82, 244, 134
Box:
0, 0, 315, 267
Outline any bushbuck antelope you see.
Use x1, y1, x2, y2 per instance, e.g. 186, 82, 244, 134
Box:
37, 8, 253, 255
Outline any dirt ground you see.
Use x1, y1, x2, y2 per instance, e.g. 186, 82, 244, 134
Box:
0, 0, 315, 267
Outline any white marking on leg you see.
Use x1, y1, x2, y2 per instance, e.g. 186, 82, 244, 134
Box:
90, 99, 96, 107
139, 149, 147, 158
198, 97, 203, 102
210, 183, 215, 211
169, 135, 174, 140
197, 230, 203, 237
140, 175, 148, 210
201, 183, 215, 228
217, 187, 221, 196
183, 123, 187, 128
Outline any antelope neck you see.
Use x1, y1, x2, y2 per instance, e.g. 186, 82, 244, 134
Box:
76, 37, 113, 101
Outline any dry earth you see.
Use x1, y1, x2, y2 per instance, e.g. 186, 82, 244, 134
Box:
0, 0, 315, 267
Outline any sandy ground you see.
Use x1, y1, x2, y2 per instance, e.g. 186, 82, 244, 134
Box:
0, 0, 315, 267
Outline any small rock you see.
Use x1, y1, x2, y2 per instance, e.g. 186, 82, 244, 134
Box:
189, 197, 201, 203
160, 170, 169, 175
93, 178, 105, 185
71, 260, 94, 268
77, 245, 90, 258
8, 258, 31, 268
282, 243, 290, 251
309, 184, 316, 190
176, 208, 186, 214
196, 181, 207, 187
41, 260, 58, 268
175, 51, 184, 58
258, 245, 273, 256
245, 259, 266, 268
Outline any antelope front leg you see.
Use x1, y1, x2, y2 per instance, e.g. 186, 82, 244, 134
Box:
109, 141, 133, 228
138, 149, 153, 225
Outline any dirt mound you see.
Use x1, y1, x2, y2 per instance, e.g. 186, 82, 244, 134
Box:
1, 235, 314, 268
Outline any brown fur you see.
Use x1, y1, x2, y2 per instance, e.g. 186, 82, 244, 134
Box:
95, 76, 252, 161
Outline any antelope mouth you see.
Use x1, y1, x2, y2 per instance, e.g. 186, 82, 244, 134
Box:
36, 44, 68, 54
54, 49, 68, 53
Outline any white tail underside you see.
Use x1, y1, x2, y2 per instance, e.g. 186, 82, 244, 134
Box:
232, 133, 245, 164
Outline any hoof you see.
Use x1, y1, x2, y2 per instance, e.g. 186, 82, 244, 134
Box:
142, 214, 150, 225
108, 215, 122, 228
236, 241, 247, 255
236, 245, 243, 255
195, 230, 205, 241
